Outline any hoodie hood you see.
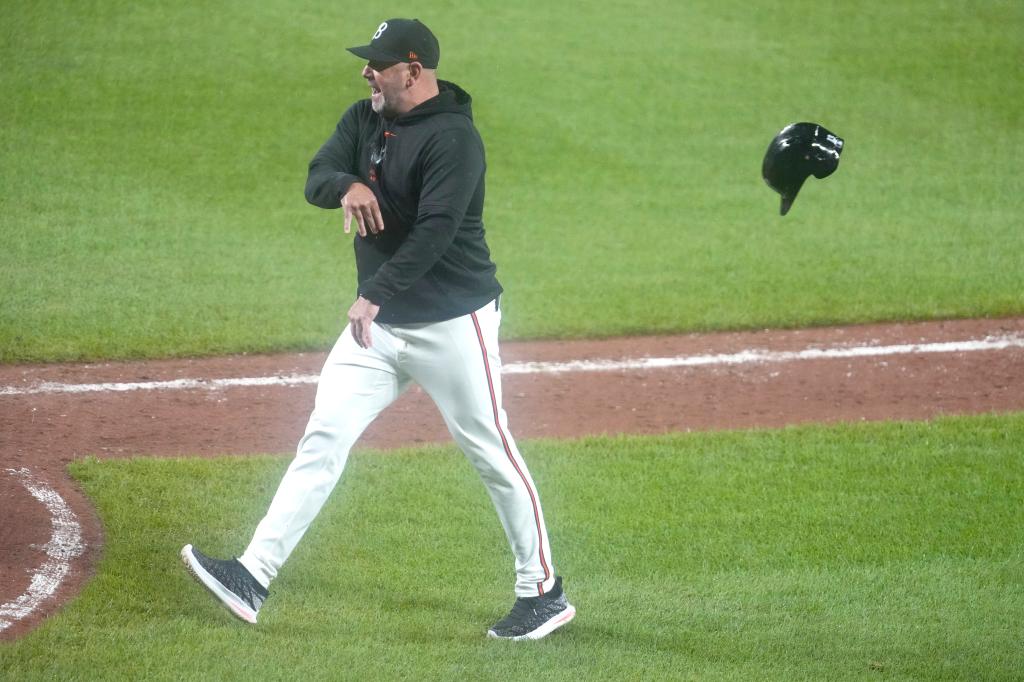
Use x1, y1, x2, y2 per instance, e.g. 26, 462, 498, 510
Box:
397, 80, 473, 122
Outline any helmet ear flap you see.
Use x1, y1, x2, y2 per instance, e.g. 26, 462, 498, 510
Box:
763, 123, 844, 215
810, 156, 839, 180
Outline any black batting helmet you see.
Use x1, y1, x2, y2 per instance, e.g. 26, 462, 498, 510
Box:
762, 122, 844, 216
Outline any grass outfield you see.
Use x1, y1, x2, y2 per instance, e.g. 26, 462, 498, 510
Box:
2, 415, 1021, 680
2, 1, 1023, 362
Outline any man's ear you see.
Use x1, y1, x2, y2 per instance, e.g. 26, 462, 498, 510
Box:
406, 62, 422, 85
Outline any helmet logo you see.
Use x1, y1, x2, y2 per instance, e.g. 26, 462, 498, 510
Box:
373, 22, 388, 40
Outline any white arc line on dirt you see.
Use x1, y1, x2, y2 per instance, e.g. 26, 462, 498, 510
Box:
0, 333, 1022, 396
0, 468, 84, 633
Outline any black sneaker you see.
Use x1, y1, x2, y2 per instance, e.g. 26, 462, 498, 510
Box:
181, 544, 268, 623
487, 576, 576, 641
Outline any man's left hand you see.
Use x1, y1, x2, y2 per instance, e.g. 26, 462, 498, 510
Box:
348, 296, 380, 349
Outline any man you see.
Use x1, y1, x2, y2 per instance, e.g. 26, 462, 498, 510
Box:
181, 18, 575, 641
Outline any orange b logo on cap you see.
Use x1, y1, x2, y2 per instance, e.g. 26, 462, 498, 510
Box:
408, 51, 418, 60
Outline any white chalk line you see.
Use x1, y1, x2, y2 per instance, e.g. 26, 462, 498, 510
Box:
0, 468, 85, 633
0, 373, 316, 397
503, 333, 1024, 374
1, 333, 1022, 397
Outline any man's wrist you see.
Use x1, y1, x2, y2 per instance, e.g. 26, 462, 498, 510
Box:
357, 289, 385, 306
337, 175, 358, 202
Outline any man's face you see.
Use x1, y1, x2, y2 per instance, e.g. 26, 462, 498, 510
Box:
363, 61, 407, 117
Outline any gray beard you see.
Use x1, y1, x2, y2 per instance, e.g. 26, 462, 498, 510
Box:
371, 97, 399, 119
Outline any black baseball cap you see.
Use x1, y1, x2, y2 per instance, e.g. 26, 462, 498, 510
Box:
347, 19, 440, 69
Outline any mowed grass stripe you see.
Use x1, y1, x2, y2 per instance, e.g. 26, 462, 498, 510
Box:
1, 414, 1020, 680
2, 0, 1023, 362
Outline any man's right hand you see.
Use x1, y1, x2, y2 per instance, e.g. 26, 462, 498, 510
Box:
341, 183, 385, 237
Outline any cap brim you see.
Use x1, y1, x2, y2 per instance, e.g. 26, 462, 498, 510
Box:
346, 45, 401, 63
778, 175, 807, 216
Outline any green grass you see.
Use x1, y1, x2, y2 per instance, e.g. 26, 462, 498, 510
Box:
2, 414, 1021, 680
1, 0, 1022, 362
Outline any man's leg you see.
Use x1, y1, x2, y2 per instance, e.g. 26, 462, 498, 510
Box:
399, 303, 556, 598
182, 325, 407, 624
239, 327, 408, 588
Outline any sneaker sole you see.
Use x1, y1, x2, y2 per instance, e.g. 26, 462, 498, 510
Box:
180, 544, 258, 624
487, 603, 576, 641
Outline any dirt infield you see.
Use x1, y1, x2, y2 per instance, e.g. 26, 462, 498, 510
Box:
2, 316, 1023, 640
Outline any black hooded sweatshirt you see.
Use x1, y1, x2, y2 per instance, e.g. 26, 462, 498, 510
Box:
304, 80, 503, 324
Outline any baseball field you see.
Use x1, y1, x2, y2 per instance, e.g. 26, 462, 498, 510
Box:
1, 0, 1023, 680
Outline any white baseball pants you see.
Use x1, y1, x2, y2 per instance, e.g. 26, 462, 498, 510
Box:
239, 300, 557, 598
